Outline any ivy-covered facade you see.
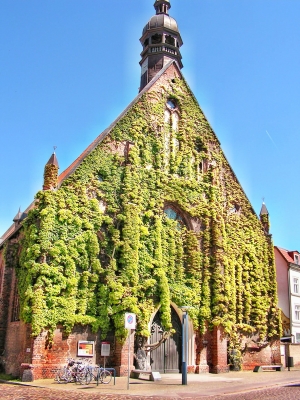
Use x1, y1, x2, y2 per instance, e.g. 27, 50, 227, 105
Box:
0, 0, 281, 378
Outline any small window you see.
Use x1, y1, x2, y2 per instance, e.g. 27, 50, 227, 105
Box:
164, 207, 184, 228
144, 38, 149, 48
295, 255, 299, 265
295, 305, 300, 321
167, 99, 176, 110
294, 277, 299, 294
296, 333, 300, 343
194, 138, 203, 153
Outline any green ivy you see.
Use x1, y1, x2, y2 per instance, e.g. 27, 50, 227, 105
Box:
6, 75, 281, 348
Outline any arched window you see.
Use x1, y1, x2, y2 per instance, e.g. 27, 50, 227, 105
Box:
165, 35, 175, 46
164, 206, 185, 228
167, 99, 176, 110
11, 281, 20, 322
172, 112, 179, 132
163, 100, 180, 169
164, 109, 171, 123
152, 34, 162, 44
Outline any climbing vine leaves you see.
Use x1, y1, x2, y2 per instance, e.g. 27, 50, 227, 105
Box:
9, 73, 281, 346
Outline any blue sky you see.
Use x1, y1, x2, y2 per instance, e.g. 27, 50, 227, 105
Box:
0, 0, 299, 250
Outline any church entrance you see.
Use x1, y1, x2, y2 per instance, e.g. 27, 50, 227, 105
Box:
150, 307, 182, 373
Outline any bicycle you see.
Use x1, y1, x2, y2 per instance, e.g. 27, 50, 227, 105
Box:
83, 365, 112, 385
55, 359, 86, 384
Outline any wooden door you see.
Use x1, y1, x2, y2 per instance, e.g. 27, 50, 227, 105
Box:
150, 307, 182, 373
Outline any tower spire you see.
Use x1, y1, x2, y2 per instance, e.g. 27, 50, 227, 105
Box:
260, 201, 270, 234
139, 0, 183, 91
43, 149, 59, 191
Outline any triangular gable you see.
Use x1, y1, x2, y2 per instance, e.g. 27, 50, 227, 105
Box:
1, 59, 261, 245
58, 60, 182, 185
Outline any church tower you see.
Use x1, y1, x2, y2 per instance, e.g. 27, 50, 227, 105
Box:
139, 0, 183, 91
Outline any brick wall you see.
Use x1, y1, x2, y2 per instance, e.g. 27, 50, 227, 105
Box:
114, 329, 135, 376
28, 325, 135, 379
3, 320, 31, 377
31, 325, 102, 379
288, 344, 300, 366
0, 249, 13, 361
242, 340, 281, 370
209, 326, 229, 373
148, 62, 181, 96
0, 262, 33, 377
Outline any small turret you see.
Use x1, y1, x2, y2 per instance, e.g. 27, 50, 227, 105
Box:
43, 150, 59, 191
13, 208, 23, 224
260, 201, 270, 234
13, 207, 27, 227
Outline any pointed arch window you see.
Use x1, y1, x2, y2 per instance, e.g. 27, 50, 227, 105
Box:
172, 112, 179, 131
163, 100, 180, 170
11, 281, 20, 322
164, 206, 185, 228
164, 109, 171, 123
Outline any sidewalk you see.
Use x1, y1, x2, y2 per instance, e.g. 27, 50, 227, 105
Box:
11, 369, 300, 398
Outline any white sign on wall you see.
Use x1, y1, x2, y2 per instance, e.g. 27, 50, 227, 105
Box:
77, 341, 95, 357
101, 342, 110, 357
125, 313, 136, 330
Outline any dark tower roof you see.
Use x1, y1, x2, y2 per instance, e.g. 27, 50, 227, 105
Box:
142, 14, 179, 35
260, 202, 269, 216
13, 207, 23, 223
13, 207, 27, 223
143, 1, 177, 35
46, 151, 59, 168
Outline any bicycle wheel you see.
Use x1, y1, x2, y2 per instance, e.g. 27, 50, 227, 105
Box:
100, 369, 112, 384
78, 370, 93, 385
55, 367, 72, 383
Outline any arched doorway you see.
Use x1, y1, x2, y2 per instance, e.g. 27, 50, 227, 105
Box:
150, 307, 182, 373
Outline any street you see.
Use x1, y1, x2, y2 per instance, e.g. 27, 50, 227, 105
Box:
1, 382, 300, 400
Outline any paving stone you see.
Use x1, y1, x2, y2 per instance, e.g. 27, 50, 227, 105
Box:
1, 384, 300, 400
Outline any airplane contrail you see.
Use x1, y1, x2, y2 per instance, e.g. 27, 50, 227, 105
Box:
265, 130, 277, 148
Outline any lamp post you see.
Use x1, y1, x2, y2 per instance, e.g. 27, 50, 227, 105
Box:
180, 306, 190, 385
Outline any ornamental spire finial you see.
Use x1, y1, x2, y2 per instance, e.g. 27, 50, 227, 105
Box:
154, 0, 171, 15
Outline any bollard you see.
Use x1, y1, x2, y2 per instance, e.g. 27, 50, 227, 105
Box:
287, 356, 294, 371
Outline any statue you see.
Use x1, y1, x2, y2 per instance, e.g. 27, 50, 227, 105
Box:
134, 331, 170, 371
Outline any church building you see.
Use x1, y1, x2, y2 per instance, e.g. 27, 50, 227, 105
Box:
0, 0, 281, 379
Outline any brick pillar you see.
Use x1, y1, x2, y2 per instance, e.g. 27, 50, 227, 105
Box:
195, 331, 209, 373
210, 326, 229, 373
114, 330, 135, 376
